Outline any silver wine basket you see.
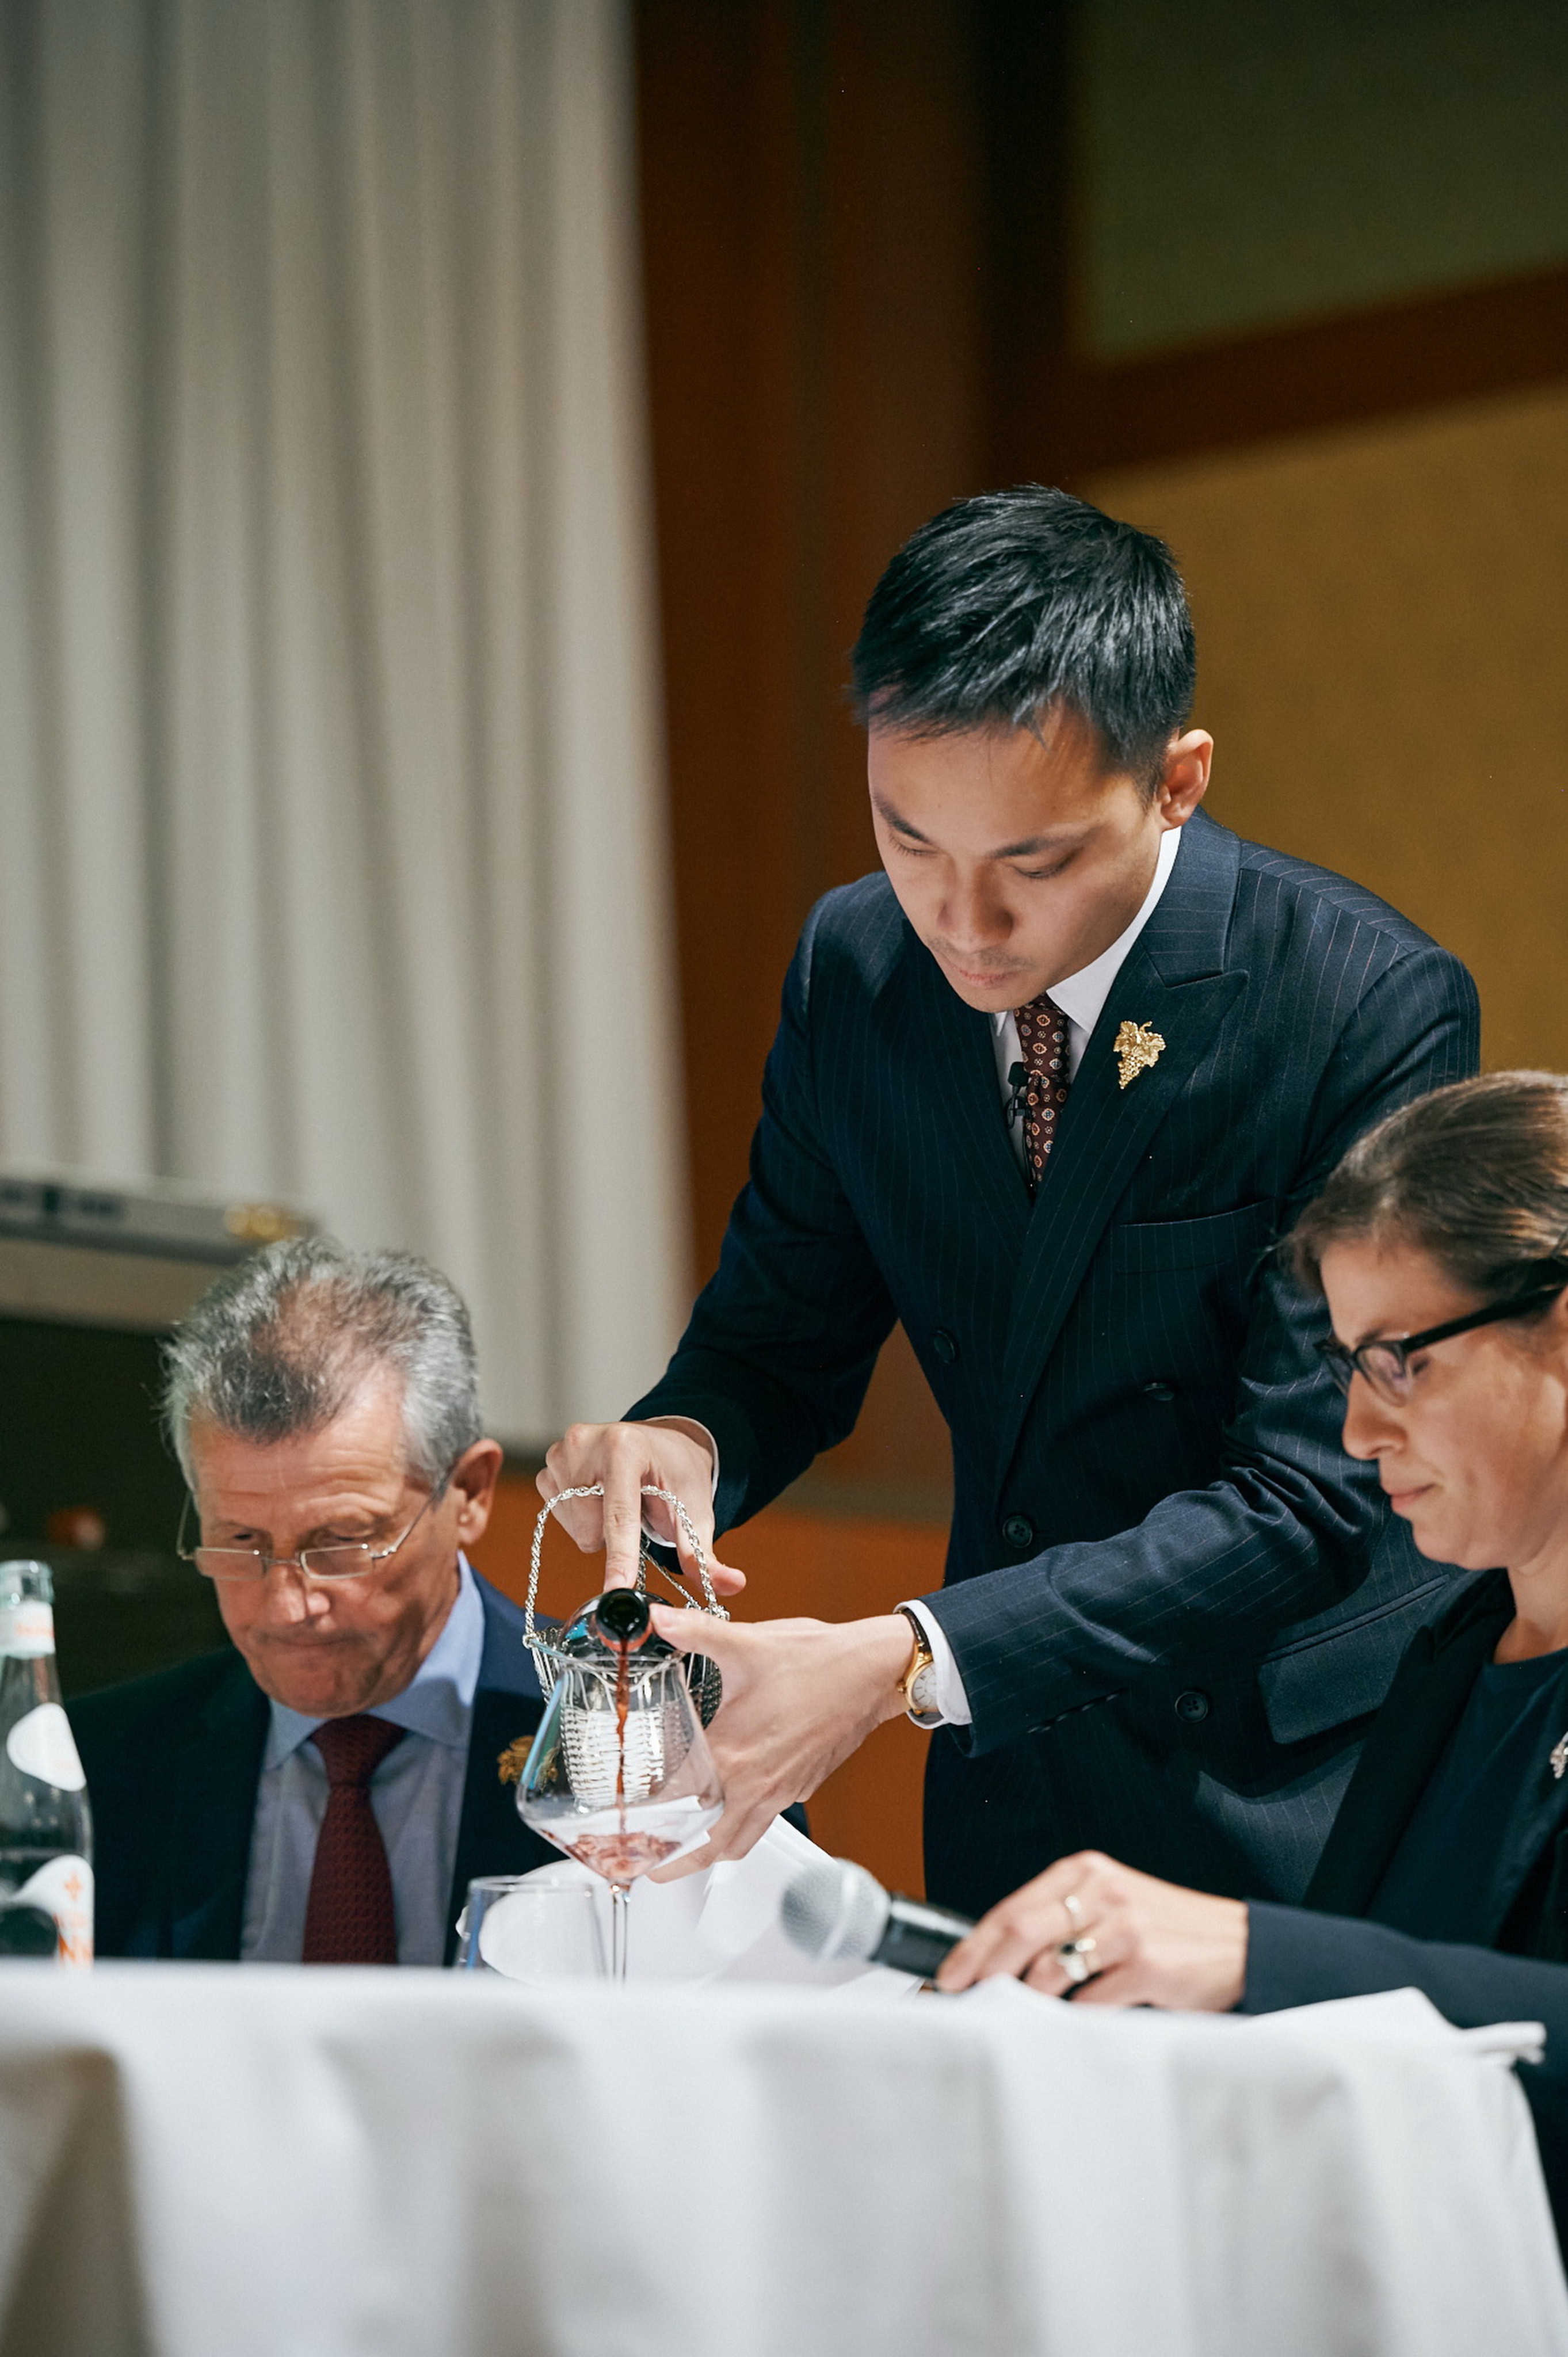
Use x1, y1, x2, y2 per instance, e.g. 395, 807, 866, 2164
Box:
523, 1482, 727, 1727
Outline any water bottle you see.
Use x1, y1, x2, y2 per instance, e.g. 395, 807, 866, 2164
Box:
0, 1561, 94, 1965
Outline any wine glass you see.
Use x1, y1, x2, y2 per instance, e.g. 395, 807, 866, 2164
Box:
514, 1628, 723, 1980
516, 1482, 728, 1980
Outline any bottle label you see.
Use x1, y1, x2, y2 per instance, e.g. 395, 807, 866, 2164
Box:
0, 1600, 55, 1658
14, 1853, 93, 1967
5, 1702, 86, 1792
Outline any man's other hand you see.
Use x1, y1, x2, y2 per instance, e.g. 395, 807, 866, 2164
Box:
646, 1607, 913, 1874
935, 1851, 1248, 2012
538, 1420, 745, 1595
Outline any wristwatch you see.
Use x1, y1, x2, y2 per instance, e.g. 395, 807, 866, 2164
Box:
896, 1607, 944, 1729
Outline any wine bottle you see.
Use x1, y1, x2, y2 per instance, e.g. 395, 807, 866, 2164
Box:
0, 1561, 94, 1965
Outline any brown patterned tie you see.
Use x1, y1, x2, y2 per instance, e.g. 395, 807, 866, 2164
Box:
1013, 994, 1071, 1191
301, 1715, 406, 1965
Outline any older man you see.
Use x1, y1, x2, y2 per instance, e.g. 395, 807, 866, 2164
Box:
68, 1240, 554, 1964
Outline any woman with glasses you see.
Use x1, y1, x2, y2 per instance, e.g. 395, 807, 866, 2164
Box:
937, 1069, 1568, 2232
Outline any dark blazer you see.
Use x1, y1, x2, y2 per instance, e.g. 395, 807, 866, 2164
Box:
629, 810, 1479, 1912
1242, 1570, 1568, 2249
67, 1570, 555, 1965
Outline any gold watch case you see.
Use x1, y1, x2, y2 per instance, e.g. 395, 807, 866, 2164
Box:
897, 1608, 943, 1729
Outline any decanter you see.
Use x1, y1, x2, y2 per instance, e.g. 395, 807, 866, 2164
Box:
514, 1486, 727, 1977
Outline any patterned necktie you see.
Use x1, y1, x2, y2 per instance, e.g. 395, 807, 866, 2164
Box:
1013, 994, 1071, 1191
301, 1715, 406, 1965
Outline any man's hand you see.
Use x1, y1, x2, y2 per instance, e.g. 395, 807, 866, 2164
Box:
935, 1850, 1248, 2012
647, 1607, 915, 1875
538, 1420, 745, 1595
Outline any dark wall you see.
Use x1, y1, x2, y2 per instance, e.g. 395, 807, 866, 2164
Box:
636, 0, 1001, 1511
0, 1318, 226, 1695
636, 0, 991, 1273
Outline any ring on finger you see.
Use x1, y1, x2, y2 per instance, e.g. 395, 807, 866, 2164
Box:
1055, 1934, 1098, 1986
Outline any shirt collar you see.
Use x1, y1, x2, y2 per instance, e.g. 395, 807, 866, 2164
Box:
262, 1554, 485, 1769
991, 822, 1182, 1040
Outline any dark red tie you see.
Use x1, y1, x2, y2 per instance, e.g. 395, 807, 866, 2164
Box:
1013, 994, 1071, 1191
302, 1715, 406, 1965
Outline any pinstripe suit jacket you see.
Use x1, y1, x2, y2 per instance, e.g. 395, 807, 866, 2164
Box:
630, 810, 1480, 1912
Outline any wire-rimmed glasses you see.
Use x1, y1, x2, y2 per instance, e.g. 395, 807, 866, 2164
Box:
1316, 1277, 1568, 1405
176, 1481, 445, 1581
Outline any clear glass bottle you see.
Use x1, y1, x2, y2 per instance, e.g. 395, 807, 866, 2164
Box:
0, 1561, 94, 1963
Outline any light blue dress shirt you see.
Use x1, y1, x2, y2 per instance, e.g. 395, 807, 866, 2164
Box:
239, 1555, 486, 1967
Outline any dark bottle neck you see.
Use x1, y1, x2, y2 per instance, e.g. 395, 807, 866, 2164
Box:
590, 1588, 653, 1649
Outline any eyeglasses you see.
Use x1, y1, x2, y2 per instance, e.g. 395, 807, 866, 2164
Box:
177, 1481, 446, 1582
1315, 1280, 1568, 1405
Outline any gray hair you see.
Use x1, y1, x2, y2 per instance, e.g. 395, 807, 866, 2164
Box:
163, 1238, 484, 1488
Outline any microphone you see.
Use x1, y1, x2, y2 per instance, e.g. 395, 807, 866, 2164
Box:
780, 1856, 975, 1980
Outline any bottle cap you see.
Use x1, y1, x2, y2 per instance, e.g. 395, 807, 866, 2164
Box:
0, 1559, 54, 1607
0, 1561, 56, 1653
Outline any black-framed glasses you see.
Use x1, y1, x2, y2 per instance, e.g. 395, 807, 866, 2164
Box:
177, 1479, 447, 1582
1316, 1280, 1568, 1405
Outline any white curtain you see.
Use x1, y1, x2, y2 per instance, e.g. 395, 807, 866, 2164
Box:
0, 0, 688, 1446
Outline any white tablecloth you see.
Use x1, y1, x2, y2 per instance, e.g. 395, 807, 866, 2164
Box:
2, 1965, 1565, 2357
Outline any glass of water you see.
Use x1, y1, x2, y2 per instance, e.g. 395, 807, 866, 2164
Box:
455, 1876, 607, 1983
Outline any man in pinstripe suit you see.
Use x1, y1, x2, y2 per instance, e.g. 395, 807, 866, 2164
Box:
544, 487, 1479, 1915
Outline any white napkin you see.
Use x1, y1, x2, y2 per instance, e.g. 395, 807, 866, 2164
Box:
949, 1976, 1546, 2070
1259, 1985, 1546, 2067
505, 1816, 918, 1993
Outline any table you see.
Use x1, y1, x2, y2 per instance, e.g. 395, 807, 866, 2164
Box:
2, 1965, 1565, 2357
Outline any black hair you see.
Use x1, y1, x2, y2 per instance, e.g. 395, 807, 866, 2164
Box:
850, 485, 1195, 790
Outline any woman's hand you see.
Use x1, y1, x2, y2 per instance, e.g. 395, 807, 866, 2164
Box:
935, 1849, 1249, 2012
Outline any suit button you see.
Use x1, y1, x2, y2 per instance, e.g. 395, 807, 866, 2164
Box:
1002, 1515, 1035, 1551
1143, 1380, 1176, 1401
1174, 1689, 1211, 1724
932, 1328, 958, 1366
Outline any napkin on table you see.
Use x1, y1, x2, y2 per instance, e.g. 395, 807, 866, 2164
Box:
482, 1814, 918, 1993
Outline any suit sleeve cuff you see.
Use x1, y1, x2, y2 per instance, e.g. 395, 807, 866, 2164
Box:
899, 1599, 973, 1726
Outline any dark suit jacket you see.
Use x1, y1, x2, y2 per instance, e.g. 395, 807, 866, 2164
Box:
629, 810, 1479, 1912
1242, 1569, 1568, 2249
67, 1570, 555, 1963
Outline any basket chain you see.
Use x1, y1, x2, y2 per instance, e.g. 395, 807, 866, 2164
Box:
524, 1481, 728, 1677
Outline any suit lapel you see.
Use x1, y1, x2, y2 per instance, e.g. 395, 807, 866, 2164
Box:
993, 815, 1246, 1481
903, 930, 1032, 1257
167, 1659, 269, 1959
1306, 1576, 1513, 1916
444, 1577, 555, 1963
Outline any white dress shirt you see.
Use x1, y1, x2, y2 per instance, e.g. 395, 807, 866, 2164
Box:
239, 1554, 484, 1966
989, 822, 1182, 1164
901, 822, 1184, 1721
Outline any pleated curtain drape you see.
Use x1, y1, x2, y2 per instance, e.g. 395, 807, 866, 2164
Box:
0, 0, 688, 1445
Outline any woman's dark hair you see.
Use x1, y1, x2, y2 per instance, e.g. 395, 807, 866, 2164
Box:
849, 485, 1195, 793
1291, 1072, 1568, 1304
